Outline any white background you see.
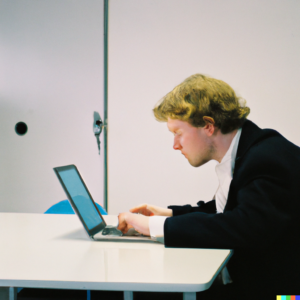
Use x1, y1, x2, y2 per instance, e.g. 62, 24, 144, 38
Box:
0, 0, 105, 213
108, 0, 300, 214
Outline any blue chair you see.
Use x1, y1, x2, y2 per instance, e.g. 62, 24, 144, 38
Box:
45, 199, 107, 215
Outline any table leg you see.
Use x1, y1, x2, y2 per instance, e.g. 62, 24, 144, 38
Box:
9, 287, 17, 300
183, 292, 196, 300
124, 291, 133, 300
0, 287, 17, 300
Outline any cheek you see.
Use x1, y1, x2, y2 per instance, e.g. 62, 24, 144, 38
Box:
185, 137, 202, 152
181, 136, 191, 149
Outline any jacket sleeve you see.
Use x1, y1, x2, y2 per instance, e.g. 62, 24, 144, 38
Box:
168, 200, 216, 216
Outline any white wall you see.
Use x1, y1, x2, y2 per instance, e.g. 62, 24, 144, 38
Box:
108, 0, 300, 214
0, 0, 105, 213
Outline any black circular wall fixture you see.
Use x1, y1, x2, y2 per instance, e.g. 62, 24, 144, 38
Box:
15, 122, 28, 136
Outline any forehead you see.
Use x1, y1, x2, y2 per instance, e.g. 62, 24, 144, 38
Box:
167, 118, 193, 132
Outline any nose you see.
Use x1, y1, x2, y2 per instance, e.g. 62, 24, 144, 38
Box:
173, 136, 182, 150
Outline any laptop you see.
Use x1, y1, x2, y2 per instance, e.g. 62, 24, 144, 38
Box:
53, 164, 159, 243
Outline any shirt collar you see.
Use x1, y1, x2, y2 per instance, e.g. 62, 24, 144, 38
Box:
217, 128, 242, 176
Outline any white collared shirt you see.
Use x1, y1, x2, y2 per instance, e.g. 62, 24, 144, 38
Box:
215, 128, 242, 213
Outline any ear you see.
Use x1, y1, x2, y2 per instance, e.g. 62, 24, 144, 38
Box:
203, 116, 215, 136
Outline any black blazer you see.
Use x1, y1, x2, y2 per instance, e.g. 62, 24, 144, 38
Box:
165, 120, 300, 296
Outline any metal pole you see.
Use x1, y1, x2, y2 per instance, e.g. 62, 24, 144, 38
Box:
103, 0, 109, 212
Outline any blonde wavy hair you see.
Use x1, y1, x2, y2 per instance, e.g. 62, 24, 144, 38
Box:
153, 74, 250, 134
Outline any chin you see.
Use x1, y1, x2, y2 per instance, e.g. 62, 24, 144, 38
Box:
188, 160, 201, 168
188, 159, 209, 168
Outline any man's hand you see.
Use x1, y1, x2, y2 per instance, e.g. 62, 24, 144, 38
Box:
117, 212, 150, 236
130, 203, 173, 217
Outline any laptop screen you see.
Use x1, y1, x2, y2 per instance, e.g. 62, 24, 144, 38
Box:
57, 166, 104, 230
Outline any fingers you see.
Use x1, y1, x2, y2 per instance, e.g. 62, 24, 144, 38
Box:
146, 205, 172, 216
130, 204, 172, 217
129, 203, 172, 218
130, 204, 154, 216
117, 212, 134, 234
117, 212, 150, 236
129, 203, 146, 213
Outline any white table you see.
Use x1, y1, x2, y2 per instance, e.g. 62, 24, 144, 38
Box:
0, 213, 232, 300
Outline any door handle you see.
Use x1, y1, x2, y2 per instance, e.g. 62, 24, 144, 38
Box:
93, 112, 104, 154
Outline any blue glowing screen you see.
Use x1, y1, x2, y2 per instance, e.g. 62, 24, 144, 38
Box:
58, 167, 103, 230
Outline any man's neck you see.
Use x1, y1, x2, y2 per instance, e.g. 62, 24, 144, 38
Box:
212, 129, 238, 163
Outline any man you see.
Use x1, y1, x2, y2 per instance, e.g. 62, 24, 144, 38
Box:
117, 74, 300, 299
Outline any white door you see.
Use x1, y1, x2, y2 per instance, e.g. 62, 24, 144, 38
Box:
0, 0, 105, 213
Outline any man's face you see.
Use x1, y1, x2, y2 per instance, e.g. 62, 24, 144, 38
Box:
167, 118, 214, 167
